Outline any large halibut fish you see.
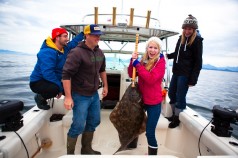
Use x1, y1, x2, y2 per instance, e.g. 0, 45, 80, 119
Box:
109, 83, 147, 154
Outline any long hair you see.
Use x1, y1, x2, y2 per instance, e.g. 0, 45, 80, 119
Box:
181, 29, 197, 46
140, 37, 162, 71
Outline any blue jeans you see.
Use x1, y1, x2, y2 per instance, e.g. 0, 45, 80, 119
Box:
168, 74, 189, 111
68, 92, 101, 138
144, 103, 161, 148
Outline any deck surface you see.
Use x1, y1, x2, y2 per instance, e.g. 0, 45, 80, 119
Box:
36, 109, 183, 158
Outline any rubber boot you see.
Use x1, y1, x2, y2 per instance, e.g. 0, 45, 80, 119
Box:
81, 132, 101, 155
67, 136, 77, 155
148, 146, 157, 155
168, 115, 180, 128
165, 112, 174, 122
127, 137, 138, 149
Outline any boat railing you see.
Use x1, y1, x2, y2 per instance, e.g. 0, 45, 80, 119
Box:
82, 13, 160, 28
83, 7, 157, 28
61, 7, 179, 43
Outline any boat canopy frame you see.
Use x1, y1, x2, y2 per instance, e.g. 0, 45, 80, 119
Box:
60, 7, 178, 43
61, 23, 179, 43
60, 7, 178, 55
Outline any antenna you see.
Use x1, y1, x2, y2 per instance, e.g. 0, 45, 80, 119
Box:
121, 0, 124, 14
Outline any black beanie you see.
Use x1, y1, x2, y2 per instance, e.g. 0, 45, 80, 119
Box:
182, 14, 198, 29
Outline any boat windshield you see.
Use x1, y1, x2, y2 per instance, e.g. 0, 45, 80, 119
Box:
97, 39, 144, 71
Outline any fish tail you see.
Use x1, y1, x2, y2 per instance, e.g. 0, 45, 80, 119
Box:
113, 148, 123, 155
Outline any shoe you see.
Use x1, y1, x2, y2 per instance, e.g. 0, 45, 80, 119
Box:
34, 94, 50, 110
168, 115, 180, 128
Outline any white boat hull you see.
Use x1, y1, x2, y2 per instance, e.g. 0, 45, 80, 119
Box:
1, 96, 237, 158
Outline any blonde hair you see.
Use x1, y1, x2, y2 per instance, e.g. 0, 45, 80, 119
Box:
140, 37, 162, 71
181, 29, 197, 46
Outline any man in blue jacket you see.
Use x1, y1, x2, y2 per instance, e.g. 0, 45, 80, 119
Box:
30, 28, 84, 110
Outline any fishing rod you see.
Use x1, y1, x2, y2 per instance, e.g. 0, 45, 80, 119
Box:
131, 34, 139, 88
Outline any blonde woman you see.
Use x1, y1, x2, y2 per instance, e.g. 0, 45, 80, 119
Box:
128, 36, 165, 155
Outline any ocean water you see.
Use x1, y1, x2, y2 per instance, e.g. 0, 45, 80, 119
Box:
0, 53, 36, 109
0, 53, 238, 138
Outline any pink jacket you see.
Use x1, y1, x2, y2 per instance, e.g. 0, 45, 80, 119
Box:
128, 55, 165, 105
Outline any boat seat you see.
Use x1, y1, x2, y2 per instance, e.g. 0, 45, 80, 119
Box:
62, 110, 73, 128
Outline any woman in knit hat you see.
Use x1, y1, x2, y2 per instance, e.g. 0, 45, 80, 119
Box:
166, 14, 203, 128
128, 36, 165, 155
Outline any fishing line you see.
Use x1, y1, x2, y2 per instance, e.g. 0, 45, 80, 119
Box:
198, 118, 213, 156
14, 131, 29, 158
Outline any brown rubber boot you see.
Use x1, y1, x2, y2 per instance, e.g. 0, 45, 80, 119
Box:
67, 136, 77, 155
81, 131, 101, 155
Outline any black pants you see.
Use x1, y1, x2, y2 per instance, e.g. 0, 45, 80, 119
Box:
30, 79, 60, 99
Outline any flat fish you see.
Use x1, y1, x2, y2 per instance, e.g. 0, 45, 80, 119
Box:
109, 83, 147, 154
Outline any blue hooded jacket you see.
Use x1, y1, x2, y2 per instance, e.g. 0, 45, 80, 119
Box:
30, 32, 84, 92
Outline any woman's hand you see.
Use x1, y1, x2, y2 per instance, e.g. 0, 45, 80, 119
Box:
132, 51, 138, 61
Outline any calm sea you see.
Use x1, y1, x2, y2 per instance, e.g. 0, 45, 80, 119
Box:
0, 53, 237, 138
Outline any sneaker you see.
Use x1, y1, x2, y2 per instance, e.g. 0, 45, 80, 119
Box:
34, 94, 50, 110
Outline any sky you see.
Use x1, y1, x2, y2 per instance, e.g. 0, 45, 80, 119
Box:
0, 0, 238, 67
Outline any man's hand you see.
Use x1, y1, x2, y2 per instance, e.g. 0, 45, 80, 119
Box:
64, 97, 74, 110
102, 87, 108, 98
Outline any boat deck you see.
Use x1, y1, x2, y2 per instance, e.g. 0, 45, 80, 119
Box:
35, 109, 183, 158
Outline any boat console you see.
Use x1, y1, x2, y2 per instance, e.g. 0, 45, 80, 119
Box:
0, 100, 24, 132
211, 105, 238, 137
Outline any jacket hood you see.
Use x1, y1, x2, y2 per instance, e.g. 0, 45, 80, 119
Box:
44, 36, 64, 53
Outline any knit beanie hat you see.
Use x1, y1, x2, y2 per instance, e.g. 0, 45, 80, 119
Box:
51, 28, 68, 39
182, 14, 198, 29
146, 36, 163, 52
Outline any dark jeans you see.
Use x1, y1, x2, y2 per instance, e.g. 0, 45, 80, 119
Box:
168, 74, 189, 110
30, 79, 60, 99
144, 103, 161, 148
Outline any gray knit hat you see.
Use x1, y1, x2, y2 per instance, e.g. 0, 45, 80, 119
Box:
182, 14, 198, 29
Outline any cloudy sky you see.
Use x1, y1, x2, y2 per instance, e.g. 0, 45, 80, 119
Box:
0, 0, 238, 67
